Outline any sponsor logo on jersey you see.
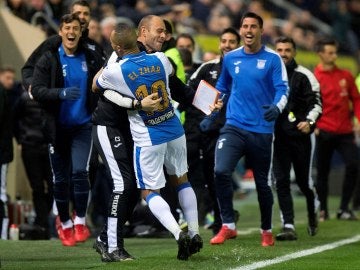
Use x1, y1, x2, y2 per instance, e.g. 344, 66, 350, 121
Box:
145, 110, 175, 125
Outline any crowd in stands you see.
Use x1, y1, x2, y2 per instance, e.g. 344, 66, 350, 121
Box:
3, 0, 360, 67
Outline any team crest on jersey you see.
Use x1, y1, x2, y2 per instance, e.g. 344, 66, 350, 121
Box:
82, 61, 88, 72
256, 59, 266, 69
339, 78, 348, 97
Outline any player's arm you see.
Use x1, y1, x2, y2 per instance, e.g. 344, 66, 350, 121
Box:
103, 90, 161, 112
95, 70, 161, 112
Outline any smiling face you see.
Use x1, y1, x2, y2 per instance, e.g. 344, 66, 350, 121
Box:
59, 16, 82, 55
239, 16, 263, 53
219, 32, 240, 56
71, 4, 91, 31
275, 42, 296, 65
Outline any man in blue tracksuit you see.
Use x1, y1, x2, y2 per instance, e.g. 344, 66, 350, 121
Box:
201, 12, 288, 247
31, 13, 104, 246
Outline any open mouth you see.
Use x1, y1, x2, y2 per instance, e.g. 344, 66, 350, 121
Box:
244, 34, 254, 42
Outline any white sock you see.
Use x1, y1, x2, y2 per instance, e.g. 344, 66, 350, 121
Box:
61, 219, 73, 229
223, 223, 236, 230
177, 182, 199, 238
146, 193, 182, 240
284, 223, 295, 230
1, 217, 9, 239
73, 216, 86, 225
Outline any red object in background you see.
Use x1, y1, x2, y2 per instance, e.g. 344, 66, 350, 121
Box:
7, 201, 32, 226
243, 169, 254, 180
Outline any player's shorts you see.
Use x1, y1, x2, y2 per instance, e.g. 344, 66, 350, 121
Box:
134, 135, 188, 190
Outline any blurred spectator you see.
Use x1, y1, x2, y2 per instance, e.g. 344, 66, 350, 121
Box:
178, 48, 196, 82
190, 0, 215, 27
48, 0, 67, 24
176, 33, 196, 53
311, 0, 332, 25
25, 0, 59, 36
0, 66, 16, 240
5, 0, 28, 21
221, 0, 246, 29
176, 33, 202, 71
247, 0, 273, 21
262, 18, 280, 46
202, 51, 219, 62
349, 0, 360, 61
207, 3, 232, 35
98, 2, 116, 19
162, 19, 186, 83
116, 0, 183, 26
99, 16, 116, 56
163, 1, 191, 27
13, 88, 53, 239
88, 18, 102, 44
329, 0, 357, 55
282, 10, 317, 51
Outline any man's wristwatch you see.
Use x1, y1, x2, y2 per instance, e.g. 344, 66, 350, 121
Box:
306, 119, 315, 127
134, 99, 142, 110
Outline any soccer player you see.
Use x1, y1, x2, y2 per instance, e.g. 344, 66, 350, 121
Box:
185, 27, 241, 234
96, 23, 202, 260
201, 12, 289, 246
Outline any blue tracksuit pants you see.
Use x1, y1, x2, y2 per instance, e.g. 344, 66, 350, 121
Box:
214, 124, 274, 230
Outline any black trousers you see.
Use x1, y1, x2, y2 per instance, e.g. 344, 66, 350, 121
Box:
273, 131, 317, 226
21, 144, 53, 228
92, 125, 138, 250
315, 130, 358, 212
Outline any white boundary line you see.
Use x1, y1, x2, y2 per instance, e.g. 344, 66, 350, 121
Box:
231, 234, 360, 270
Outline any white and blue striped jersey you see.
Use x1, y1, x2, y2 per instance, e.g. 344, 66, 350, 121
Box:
216, 45, 289, 134
96, 51, 184, 147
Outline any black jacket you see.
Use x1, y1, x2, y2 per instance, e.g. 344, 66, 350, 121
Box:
275, 59, 322, 137
0, 83, 13, 164
13, 89, 47, 148
31, 40, 105, 144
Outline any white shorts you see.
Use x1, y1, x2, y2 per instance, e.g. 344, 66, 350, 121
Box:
133, 135, 188, 190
